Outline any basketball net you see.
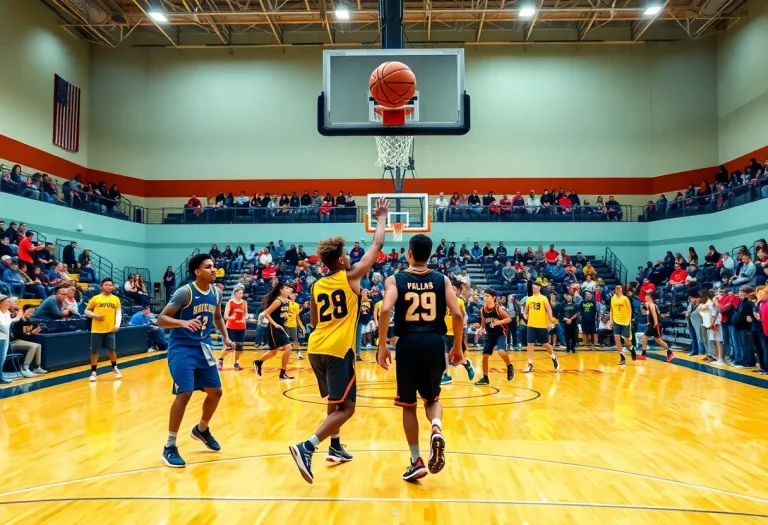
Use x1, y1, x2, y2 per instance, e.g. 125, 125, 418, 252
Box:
373, 107, 414, 168
391, 222, 405, 242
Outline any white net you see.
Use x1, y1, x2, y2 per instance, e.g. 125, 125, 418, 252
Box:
391, 223, 405, 242
375, 136, 414, 168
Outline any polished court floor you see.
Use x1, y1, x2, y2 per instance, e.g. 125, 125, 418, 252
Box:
1, 349, 768, 524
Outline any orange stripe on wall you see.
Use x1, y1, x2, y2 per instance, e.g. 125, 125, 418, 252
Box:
5, 133, 765, 199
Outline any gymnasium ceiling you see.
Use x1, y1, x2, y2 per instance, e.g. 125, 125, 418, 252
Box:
41, 0, 747, 48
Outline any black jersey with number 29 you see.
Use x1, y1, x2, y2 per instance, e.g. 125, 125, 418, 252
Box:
393, 269, 447, 337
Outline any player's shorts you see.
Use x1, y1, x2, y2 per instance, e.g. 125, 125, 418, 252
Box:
644, 324, 661, 338
394, 333, 445, 407
309, 349, 356, 404
613, 324, 630, 338
168, 344, 221, 395
91, 332, 116, 352
286, 326, 299, 343
526, 327, 549, 345
482, 334, 507, 355
387, 326, 395, 339
708, 326, 723, 342
227, 328, 246, 347
267, 324, 291, 349
580, 318, 596, 335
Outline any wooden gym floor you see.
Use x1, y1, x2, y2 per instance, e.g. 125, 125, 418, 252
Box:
1, 348, 767, 524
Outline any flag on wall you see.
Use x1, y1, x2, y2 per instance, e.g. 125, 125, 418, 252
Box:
53, 74, 81, 153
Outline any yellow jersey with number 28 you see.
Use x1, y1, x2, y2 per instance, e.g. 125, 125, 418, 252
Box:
308, 271, 360, 358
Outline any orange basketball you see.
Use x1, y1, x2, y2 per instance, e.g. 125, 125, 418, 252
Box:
369, 61, 417, 109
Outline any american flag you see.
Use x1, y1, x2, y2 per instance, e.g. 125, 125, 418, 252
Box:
53, 74, 81, 152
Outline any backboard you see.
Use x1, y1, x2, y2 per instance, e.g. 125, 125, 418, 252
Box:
364, 193, 431, 233
319, 49, 470, 137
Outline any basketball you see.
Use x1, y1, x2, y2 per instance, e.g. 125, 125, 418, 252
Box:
369, 61, 417, 109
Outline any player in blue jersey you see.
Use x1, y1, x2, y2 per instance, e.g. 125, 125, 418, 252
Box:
157, 253, 235, 468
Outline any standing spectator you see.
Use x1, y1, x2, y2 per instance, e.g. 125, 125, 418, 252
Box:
163, 266, 176, 302
435, 192, 448, 222
730, 285, 756, 369
63, 241, 78, 272
0, 294, 14, 383
284, 244, 299, 267
562, 292, 580, 353
84, 278, 122, 382
18, 231, 42, 267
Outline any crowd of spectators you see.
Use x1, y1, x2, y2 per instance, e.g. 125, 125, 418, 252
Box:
1, 164, 129, 220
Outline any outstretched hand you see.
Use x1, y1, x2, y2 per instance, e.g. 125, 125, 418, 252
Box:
373, 196, 391, 222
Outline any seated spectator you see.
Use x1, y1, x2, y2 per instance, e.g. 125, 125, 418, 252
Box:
685, 263, 703, 291
350, 242, 365, 264
482, 243, 495, 260
79, 261, 97, 283
2, 260, 25, 297
534, 245, 545, 264
637, 278, 656, 302
275, 240, 286, 260
558, 249, 570, 265
33, 287, 74, 322
129, 304, 168, 350
470, 242, 482, 261
459, 244, 470, 262
511, 192, 525, 208
727, 253, 756, 287
501, 261, 516, 285
526, 191, 540, 213
550, 261, 566, 284
582, 261, 597, 279
495, 242, 507, 259
704, 245, 720, 266
186, 193, 202, 215
123, 274, 150, 307
582, 274, 597, 294
665, 263, 688, 294
10, 305, 47, 376
78, 248, 91, 269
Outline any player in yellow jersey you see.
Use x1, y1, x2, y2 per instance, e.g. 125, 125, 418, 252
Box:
610, 284, 637, 365
284, 293, 305, 360
522, 281, 560, 373
440, 284, 475, 384
289, 196, 390, 485
84, 278, 122, 382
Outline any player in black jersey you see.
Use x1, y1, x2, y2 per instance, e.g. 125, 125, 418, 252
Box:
639, 292, 673, 362
475, 289, 515, 385
253, 282, 295, 380
378, 234, 464, 483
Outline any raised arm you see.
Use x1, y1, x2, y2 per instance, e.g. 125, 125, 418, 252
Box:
347, 197, 391, 287
376, 276, 398, 369
157, 286, 201, 331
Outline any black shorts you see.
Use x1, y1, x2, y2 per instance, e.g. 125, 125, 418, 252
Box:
581, 318, 596, 335
482, 333, 507, 355
394, 333, 445, 407
613, 324, 630, 338
267, 325, 291, 349
91, 332, 116, 352
309, 350, 356, 404
644, 324, 661, 338
228, 328, 246, 345
526, 327, 548, 345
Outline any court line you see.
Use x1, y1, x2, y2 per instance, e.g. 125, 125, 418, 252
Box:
0, 353, 168, 400
1, 450, 767, 508
0, 496, 766, 518
646, 352, 768, 389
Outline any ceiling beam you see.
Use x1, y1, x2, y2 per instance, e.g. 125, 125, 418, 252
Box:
632, 0, 669, 42
131, 0, 179, 47
524, 0, 545, 41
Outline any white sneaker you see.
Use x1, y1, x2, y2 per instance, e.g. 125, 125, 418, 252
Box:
21, 368, 36, 378
113, 367, 122, 379
713, 359, 725, 365
32, 367, 48, 374
89, 372, 97, 382
297, 352, 304, 360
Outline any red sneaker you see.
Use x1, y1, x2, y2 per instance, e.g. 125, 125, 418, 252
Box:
637, 354, 647, 361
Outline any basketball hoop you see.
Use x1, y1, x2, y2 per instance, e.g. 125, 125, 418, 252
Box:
391, 222, 406, 242
374, 107, 414, 168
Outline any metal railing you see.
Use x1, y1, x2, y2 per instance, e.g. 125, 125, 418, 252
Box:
173, 249, 201, 288
604, 247, 628, 286
124, 266, 152, 291
55, 238, 115, 284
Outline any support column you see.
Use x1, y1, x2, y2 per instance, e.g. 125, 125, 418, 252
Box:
379, 0, 403, 50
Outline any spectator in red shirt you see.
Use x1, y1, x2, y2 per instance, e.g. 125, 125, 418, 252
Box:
558, 249, 571, 265
666, 263, 688, 293
545, 245, 559, 264
18, 231, 42, 267
638, 278, 656, 302
262, 263, 277, 280
186, 194, 202, 215
499, 193, 512, 216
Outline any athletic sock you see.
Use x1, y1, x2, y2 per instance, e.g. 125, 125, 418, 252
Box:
166, 432, 177, 447
528, 359, 533, 365
91, 365, 97, 373
431, 418, 442, 432
198, 419, 209, 432
330, 434, 341, 449
111, 361, 117, 368
305, 434, 320, 452
409, 444, 420, 463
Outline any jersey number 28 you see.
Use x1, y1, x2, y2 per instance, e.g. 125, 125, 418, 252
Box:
317, 290, 348, 322
405, 292, 437, 322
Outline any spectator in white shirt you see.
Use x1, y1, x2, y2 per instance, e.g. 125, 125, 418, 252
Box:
455, 267, 471, 286
581, 274, 597, 293
526, 191, 540, 214
245, 244, 257, 263
258, 249, 273, 267
435, 192, 449, 222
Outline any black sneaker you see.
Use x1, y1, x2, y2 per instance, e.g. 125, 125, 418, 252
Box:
327, 444, 354, 463
552, 356, 560, 371
506, 363, 515, 381
618, 354, 627, 365
522, 363, 533, 373
253, 359, 263, 376
279, 371, 294, 380
190, 425, 221, 452
428, 431, 446, 474
629, 347, 637, 361
289, 442, 314, 484
402, 457, 428, 482
474, 376, 490, 386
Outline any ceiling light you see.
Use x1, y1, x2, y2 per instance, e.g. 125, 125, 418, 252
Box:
148, 11, 168, 23
644, 5, 662, 16
335, 7, 350, 20
519, 6, 536, 18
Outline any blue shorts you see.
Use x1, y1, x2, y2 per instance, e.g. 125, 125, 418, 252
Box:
168, 343, 222, 395
483, 334, 507, 355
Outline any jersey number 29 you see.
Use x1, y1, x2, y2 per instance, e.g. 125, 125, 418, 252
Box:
317, 290, 348, 322
405, 292, 437, 322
